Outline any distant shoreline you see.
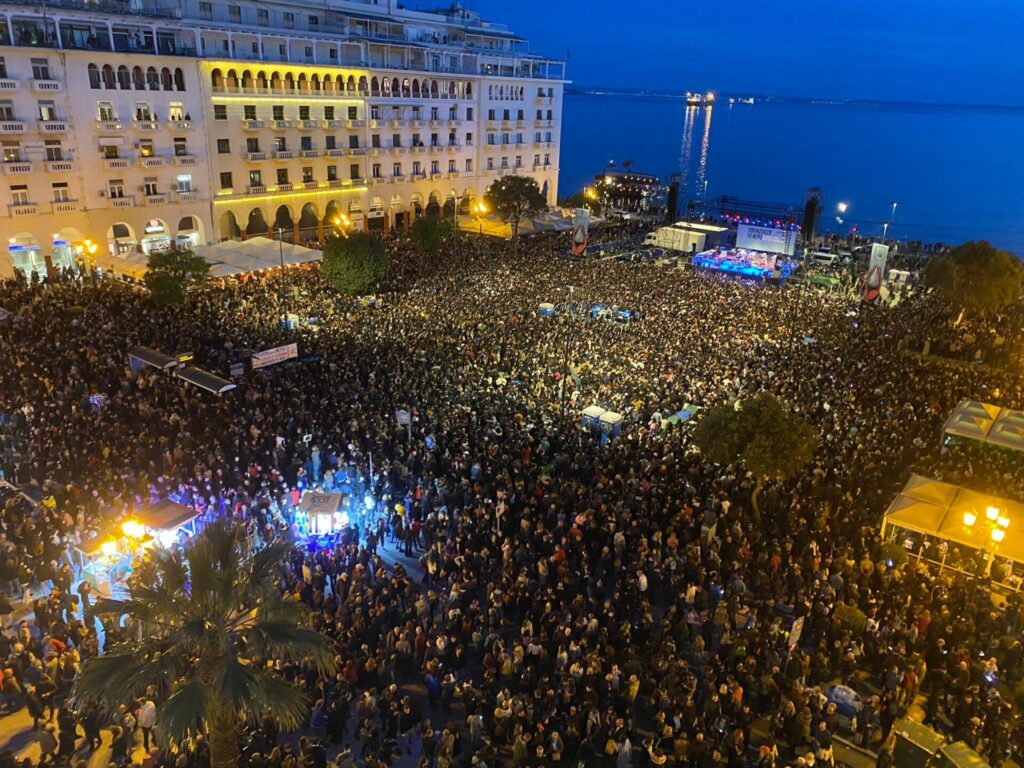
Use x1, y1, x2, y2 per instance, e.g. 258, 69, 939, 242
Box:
565, 86, 1024, 113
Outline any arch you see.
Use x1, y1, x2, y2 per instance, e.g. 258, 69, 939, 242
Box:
448, 81, 456, 98
409, 192, 424, 220
140, 218, 171, 254
246, 208, 269, 236
219, 210, 241, 240
391, 77, 400, 96
297, 73, 308, 92
323, 200, 341, 226
430, 80, 439, 97
87, 64, 101, 89
465, 82, 473, 98
175, 215, 205, 247
298, 202, 319, 238
102, 64, 116, 89
210, 67, 223, 89
442, 191, 456, 218
284, 73, 295, 91
411, 78, 419, 95
358, 75, 368, 94
241, 69, 254, 89
132, 65, 145, 89
174, 67, 186, 91
346, 75, 356, 93
160, 67, 173, 90
310, 74, 320, 92
425, 191, 441, 219
323, 74, 333, 93
270, 71, 282, 90
256, 70, 268, 89
117, 64, 131, 90
488, 85, 493, 99
146, 66, 159, 90
106, 221, 137, 257
7, 233, 45, 277
370, 76, 379, 97
381, 78, 391, 96
225, 69, 238, 88
272, 205, 294, 231
54, 226, 85, 244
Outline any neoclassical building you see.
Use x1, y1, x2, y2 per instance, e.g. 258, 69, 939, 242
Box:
0, 0, 565, 278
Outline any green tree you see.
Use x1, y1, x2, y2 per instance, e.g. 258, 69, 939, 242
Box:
321, 231, 388, 294
485, 175, 547, 237
144, 247, 211, 306
693, 393, 817, 519
410, 215, 455, 256
560, 191, 601, 215
923, 240, 1024, 317
76, 522, 334, 768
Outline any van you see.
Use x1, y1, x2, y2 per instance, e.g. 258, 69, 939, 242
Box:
808, 251, 838, 267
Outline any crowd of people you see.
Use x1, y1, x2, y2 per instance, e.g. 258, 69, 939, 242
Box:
0, 226, 1022, 768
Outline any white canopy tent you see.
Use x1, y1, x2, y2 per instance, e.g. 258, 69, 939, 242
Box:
195, 237, 322, 277
942, 399, 1024, 455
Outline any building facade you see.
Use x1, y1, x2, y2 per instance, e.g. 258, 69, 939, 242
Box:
0, 0, 565, 278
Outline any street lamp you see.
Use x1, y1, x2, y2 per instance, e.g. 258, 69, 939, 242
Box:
835, 201, 848, 228
882, 222, 890, 243
472, 201, 487, 235
963, 504, 1011, 575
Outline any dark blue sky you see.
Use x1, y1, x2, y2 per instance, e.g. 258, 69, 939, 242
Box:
462, 0, 1024, 105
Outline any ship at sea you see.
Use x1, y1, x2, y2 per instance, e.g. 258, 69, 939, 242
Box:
686, 91, 715, 107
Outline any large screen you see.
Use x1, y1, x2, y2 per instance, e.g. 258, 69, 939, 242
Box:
736, 224, 797, 256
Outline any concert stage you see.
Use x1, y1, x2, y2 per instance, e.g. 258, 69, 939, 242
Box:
691, 248, 798, 280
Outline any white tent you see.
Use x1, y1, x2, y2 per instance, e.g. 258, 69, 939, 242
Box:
942, 399, 1024, 455
195, 237, 322, 277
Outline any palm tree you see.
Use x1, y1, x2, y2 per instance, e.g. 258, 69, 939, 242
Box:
76, 521, 335, 768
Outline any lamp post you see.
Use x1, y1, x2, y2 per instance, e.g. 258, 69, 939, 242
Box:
963, 504, 1010, 576
472, 201, 487, 236
276, 226, 286, 325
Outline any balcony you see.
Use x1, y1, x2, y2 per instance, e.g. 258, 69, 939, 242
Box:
300, 149, 320, 158
271, 120, 293, 130
2, 162, 32, 175
0, 121, 27, 134
277, 184, 293, 192
390, 118, 408, 127
429, 144, 444, 153
346, 119, 366, 128
392, 175, 406, 183
243, 119, 267, 130
369, 147, 383, 157
349, 148, 366, 156
51, 200, 80, 214
325, 179, 344, 188
446, 143, 461, 152
323, 119, 345, 129
110, 196, 134, 208
446, 171, 460, 179
104, 157, 131, 169
245, 151, 268, 161
412, 146, 427, 155
298, 120, 319, 130
176, 191, 199, 202
536, 120, 554, 128
97, 119, 125, 132
323, 148, 346, 157
247, 185, 267, 194
411, 172, 427, 181
8, 203, 37, 216
168, 120, 194, 130
140, 156, 167, 168
174, 155, 198, 166
145, 194, 168, 205
135, 120, 159, 131
371, 176, 388, 185
535, 96, 553, 106
0, 79, 16, 91
447, 119, 463, 127
45, 160, 74, 173
273, 150, 296, 159
38, 120, 68, 133
30, 79, 62, 93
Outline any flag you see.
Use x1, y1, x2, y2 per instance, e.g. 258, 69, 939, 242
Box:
622, 160, 634, 169
565, 47, 572, 60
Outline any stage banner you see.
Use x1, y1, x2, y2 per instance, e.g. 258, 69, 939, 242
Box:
251, 342, 299, 369
736, 224, 796, 256
862, 243, 889, 303
571, 208, 590, 256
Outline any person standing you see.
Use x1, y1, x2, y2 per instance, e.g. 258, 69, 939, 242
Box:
138, 698, 157, 750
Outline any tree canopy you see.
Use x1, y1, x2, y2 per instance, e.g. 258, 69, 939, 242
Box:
485, 175, 547, 237
143, 247, 210, 306
693, 393, 817, 516
923, 240, 1023, 317
410, 215, 455, 256
559, 191, 601, 215
321, 231, 389, 294
76, 521, 334, 768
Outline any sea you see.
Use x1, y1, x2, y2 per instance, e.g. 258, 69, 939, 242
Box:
558, 92, 1024, 254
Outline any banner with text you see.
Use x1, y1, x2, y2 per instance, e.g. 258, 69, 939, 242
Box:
862, 243, 890, 303
736, 224, 797, 256
251, 342, 299, 370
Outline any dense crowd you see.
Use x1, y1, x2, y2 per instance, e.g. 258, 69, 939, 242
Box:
0, 228, 1022, 768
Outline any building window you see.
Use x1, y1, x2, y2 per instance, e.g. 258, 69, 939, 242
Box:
107, 179, 125, 198
87, 64, 101, 89
299, 105, 310, 120
487, 134, 495, 146
174, 138, 187, 156
371, 134, 381, 148
412, 134, 422, 147
283, 12, 295, 28
143, 177, 158, 196
533, 154, 540, 167
10, 185, 30, 205
350, 164, 360, 180
448, 132, 456, 146
324, 106, 335, 120
486, 158, 494, 171
2, 142, 20, 162
0, 58, 7, 79
44, 141, 62, 161
487, 109, 495, 120
257, 8, 269, 25
102, 145, 119, 159
176, 174, 192, 193
308, 15, 319, 26
276, 168, 288, 184
228, 5, 241, 23
371, 163, 381, 178
466, 107, 473, 120
448, 159, 456, 172
348, 135, 359, 149
412, 161, 421, 175
430, 107, 439, 120
465, 158, 473, 172
515, 155, 522, 168
347, 106, 358, 120
502, 109, 510, 120
38, 101, 57, 121
249, 170, 262, 186
430, 160, 438, 174
135, 101, 152, 121
273, 136, 286, 152
213, 105, 227, 120
138, 140, 154, 158
392, 162, 401, 176
199, 1, 212, 19
272, 105, 284, 120
544, 153, 550, 165
300, 136, 312, 150
168, 102, 184, 121
51, 182, 70, 202
0, 101, 14, 121
325, 136, 336, 150
243, 105, 256, 119
97, 101, 115, 121
217, 138, 230, 154
219, 171, 233, 189
327, 165, 337, 181
31, 58, 50, 80
501, 157, 508, 169
430, 133, 438, 147
246, 138, 259, 152
466, 132, 473, 146
302, 167, 313, 183
391, 134, 401, 148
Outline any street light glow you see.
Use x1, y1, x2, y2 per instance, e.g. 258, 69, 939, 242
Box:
837, 202, 848, 214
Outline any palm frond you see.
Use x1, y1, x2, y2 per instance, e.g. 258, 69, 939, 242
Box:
156, 680, 209, 748
77, 652, 185, 713
243, 622, 336, 674
215, 658, 260, 713
249, 672, 310, 731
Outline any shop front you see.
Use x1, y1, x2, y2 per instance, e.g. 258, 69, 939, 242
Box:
141, 219, 172, 254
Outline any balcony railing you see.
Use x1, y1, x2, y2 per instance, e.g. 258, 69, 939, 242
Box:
45, 160, 73, 172
298, 120, 319, 130
97, 119, 125, 131
168, 120, 194, 130
104, 157, 131, 169
2, 161, 32, 174
38, 120, 68, 132
247, 185, 267, 194
30, 79, 62, 92
8, 202, 38, 216
273, 150, 295, 159
52, 200, 80, 213
346, 119, 365, 128
140, 156, 166, 168
176, 191, 199, 202
173, 155, 198, 166
145, 193, 168, 205
323, 148, 346, 157
135, 120, 159, 130
110, 196, 134, 208
300, 149, 320, 158
244, 151, 268, 161
0, 79, 17, 90
0, 121, 27, 133
271, 120, 293, 130
243, 119, 266, 130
